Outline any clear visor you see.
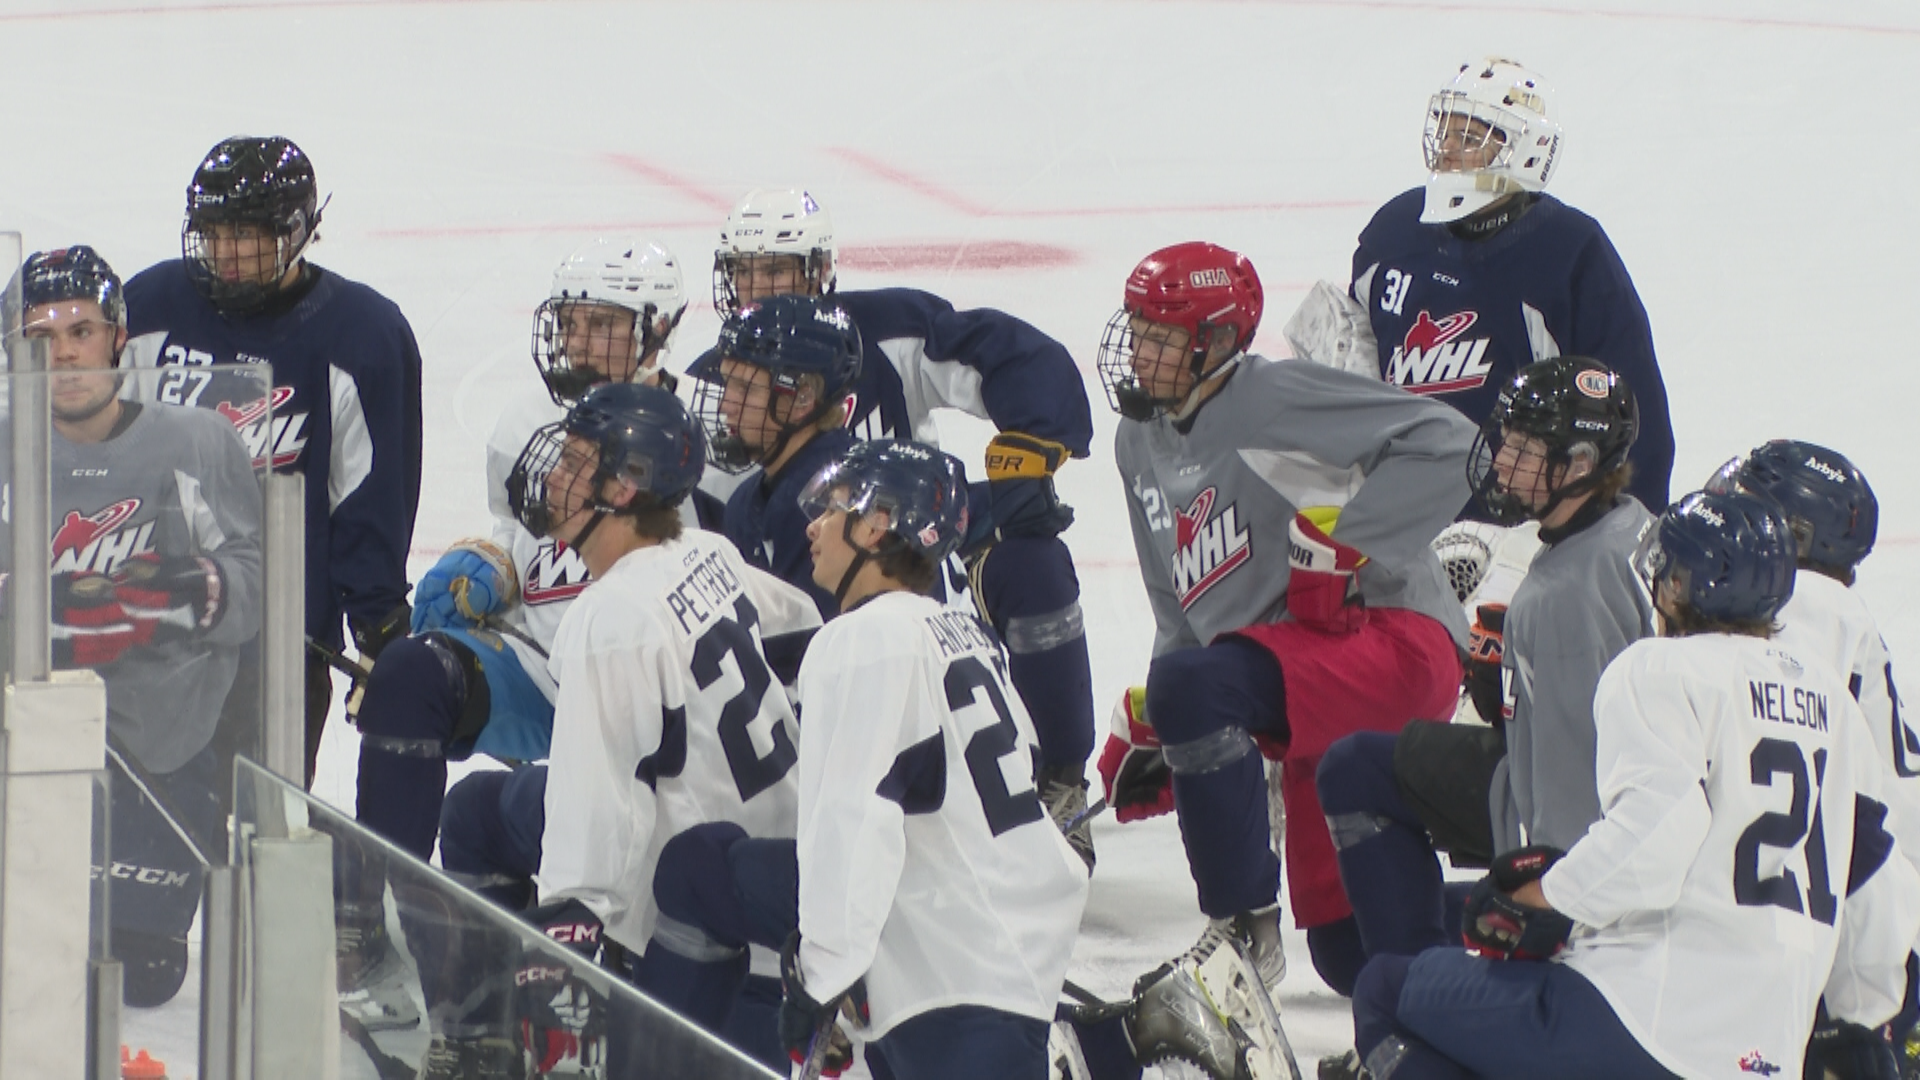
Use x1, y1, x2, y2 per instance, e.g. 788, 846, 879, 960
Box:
797, 462, 895, 533
1703, 455, 1745, 497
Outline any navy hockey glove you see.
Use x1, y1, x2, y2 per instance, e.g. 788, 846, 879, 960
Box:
411, 539, 519, 633
779, 932, 866, 1078
516, 899, 606, 1075
1287, 508, 1368, 633
1096, 687, 1175, 823
351, 601, 412, 661
113, 554, 225, 639
1803, 1020, 1899, 1080
982, 432, 1075, 540
49, 571, 151, 667
1462, 846, 1573, 960
1466, 603, 1508, 727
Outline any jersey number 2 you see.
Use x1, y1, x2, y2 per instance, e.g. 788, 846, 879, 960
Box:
944, 656, 1044, 838
692, 595, 798, 803
1732, 737, 1837, 925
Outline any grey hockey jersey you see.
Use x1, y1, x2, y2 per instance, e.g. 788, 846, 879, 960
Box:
4, 402, 263, 772
1114, 355, 1476, 658
1490, 498, 1656, 851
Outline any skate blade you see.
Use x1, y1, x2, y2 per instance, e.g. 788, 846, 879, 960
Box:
1188, 942, 1301, 1080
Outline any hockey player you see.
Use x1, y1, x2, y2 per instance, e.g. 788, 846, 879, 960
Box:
691, 293, 863, 620
417, 382, 819, 1076
1292, 57, 1673, 517
1349, 490, 1920, 1080
1311, 357, 1651, 1079
122, 135, 424, 785
7, 246, 263, 1007
1094, 241, 1475, 1077
707, 189, 1099, 865
336, 239, 701, 1030
645, 440, 1086, 1080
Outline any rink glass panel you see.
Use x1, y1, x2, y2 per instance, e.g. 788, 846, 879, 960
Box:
233, 758, 783, 1079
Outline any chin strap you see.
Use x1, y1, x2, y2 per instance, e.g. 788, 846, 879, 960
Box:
1167, 353, 1244, 430
831, 515, 874, 608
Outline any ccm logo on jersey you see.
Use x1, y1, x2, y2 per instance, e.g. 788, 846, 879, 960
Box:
523, 539, 590, 605
1172, 487, 1250, 609
52, 499, 156, 575
1387, 310, 1493, 394
216, 386, 308, 469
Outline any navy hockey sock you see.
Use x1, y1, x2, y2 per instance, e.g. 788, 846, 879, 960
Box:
1318, 734, 1448, 959
356, 636, 463, 861
1306, 917, 1367, 997
973, 537, 1095, 772
628, 941, 750, 1034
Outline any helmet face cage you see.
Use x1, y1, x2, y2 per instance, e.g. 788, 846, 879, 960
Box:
181, 137, 322, 316
798, 441, 969, 563
711, 189, 837, 320
690, 356, 809, 475
533, 299, 657, 405
713, 251, 834, 322
1419, 60, 1562, 224
693, 296, 862, 473
1099, 243, 1263, 420
1468, 359, 1635, 520
506, 422, 571, 538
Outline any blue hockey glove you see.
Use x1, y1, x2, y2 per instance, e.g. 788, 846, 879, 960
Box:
412, 539, 519, 633
779, 932, 866, 1078
1462, 846, 1572, 960
1803, 1020, 1899, 1080
982, 432, 1075, 540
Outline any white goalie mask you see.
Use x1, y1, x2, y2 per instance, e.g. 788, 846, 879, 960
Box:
1420, 58, 1564, 224
712, 188, 837, 318
533, 238, 688, 404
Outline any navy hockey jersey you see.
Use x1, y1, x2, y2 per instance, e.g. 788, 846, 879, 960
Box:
122, 261, 423, 648
723, 427, 856, 622
1351, 189, 1673, 513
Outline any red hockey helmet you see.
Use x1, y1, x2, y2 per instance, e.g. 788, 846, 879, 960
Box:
1097, 242, 1263, 420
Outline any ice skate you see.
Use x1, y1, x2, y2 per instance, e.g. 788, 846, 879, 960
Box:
1125, 908, 1301, 1080
415, 1035, 525, 1080
1041, 767, 1097, 870
338, 907, 422, 1033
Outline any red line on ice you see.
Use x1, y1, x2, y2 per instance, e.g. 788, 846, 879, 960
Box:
599, 154, 736, 213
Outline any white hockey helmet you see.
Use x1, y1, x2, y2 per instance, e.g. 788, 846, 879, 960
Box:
1420, 58, 1564, 224
533, 238, 688, 404
712, 188, 837, 319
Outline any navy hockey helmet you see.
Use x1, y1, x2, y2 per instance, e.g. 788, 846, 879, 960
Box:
691, 294, 863, 474
507, 382, 706, 540
1640, 490, 1796, 626
181, 136, 325, 315
19, 246, 127, 333
1468, 356, 1638, 524
799, 439, 970, 564
1706, 440, 1877, 575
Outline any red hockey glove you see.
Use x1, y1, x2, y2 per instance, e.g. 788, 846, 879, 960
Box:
1287, 508, 1368, 633
112, 554, 225, 639
50, 571, 150, 667
1462, 846, 1572, 960
1466, 603, 1508, 727
779, 933, 866, 1078
1096, 687, 1175, 823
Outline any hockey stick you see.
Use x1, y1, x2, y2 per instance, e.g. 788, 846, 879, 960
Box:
307, 636, 373, 720
795, 1009, 841, 1080
1059, 978, 1132, 1026
339, 1008, 415, 1080
1065, 797, 1108, 834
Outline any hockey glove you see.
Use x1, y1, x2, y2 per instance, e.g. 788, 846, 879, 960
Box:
516, 899, 607, 1075
351, 601, 412, 662
982, 431, 1075, 539
1287, 508, 1368, 633
1096, 687, 1176, 823
112, 554, 225, 639
779, 933, 867, 1078
1462, 846, 1572, 960
1466, 603, 1508, 728
1804, 1020, 1900, 1080
50, 571, 150, 667
411, 539, 519, 633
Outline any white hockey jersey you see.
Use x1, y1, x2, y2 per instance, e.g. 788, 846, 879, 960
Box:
535, 530, 821, 950
794, 591, 1088, 1037
1542, 635, 1920, 1080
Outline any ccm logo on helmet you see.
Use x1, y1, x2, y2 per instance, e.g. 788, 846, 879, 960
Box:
1573, 370, 1612, 399
1189, 269, 1232, 288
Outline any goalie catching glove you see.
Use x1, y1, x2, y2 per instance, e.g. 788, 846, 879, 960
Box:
1096, 686, 1175, 823
1461, 846, 1573, 960
412, 538, 519, 633
980, 431, 1075, 540
1287, 507, 1367, 633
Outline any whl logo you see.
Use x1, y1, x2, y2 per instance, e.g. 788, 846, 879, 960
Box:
1171, 487, 1251, 609
523, 539, 590, 605
51, 499, 156, 575
1386, 310, 1493, 394
216, 386, 309, 468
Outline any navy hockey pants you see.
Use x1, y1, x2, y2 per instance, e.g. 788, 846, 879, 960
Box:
1352, 950, 1678, 1080
877, 1005, 1049, 1080
970, 536, 1096, 776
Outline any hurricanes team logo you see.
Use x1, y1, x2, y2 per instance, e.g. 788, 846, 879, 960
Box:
216, 386, 308, 468
1171, 487, 1251, 609
523, 539, 591, 605
50, 498, 156, 575
1386, 310, 1494, 394
1739, 1051, 1781, 1076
